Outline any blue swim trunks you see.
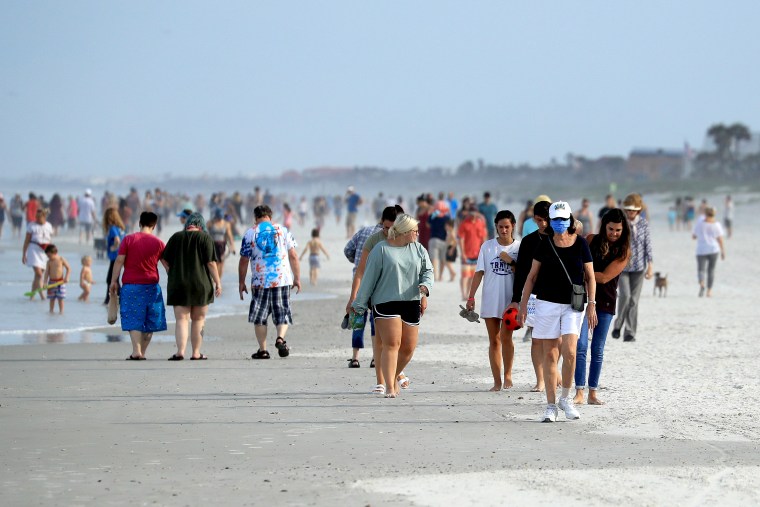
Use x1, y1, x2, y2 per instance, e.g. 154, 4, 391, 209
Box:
120, 283, 167, 333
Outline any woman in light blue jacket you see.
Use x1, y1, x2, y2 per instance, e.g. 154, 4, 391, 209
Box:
352, 214, 433, 398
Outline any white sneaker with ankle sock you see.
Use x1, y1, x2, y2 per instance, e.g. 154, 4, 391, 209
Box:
558, 397, 580, 420
542, 404, 558, 422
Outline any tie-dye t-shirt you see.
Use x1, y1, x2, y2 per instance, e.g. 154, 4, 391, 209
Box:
240, 221, 297, 288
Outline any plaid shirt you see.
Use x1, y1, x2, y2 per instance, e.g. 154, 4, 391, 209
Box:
344, 224, 382, 274
624, 216, 653, 272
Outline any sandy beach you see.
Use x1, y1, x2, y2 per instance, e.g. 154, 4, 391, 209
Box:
1, 192, 759, 506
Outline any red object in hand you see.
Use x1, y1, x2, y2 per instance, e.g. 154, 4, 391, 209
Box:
502, 307, 522, 331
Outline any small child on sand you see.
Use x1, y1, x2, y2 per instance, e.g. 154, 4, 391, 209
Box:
79, 255, 94, 302
43, 244, 71, 314
299, 228, 330, 285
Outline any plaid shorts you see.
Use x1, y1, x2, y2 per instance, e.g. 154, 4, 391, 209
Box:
248, 286, 293, 326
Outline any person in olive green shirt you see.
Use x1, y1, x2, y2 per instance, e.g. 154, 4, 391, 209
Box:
352, 214, 433, 398
162, 212, 222, 360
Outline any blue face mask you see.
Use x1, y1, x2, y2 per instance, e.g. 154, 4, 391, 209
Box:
551, 219, 570, 234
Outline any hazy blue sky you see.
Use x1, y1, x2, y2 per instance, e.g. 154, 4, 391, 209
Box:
1, 1, 758, 178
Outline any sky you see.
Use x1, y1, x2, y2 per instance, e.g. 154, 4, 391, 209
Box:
1, 1, 758, 178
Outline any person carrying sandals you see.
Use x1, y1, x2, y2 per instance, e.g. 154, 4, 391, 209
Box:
351, 214, 433, 398
238, 205, 301, 360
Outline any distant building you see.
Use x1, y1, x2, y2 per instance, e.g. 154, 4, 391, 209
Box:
626, 148, 684, 181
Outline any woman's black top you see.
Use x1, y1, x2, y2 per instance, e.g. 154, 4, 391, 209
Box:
533, 236, 592, 305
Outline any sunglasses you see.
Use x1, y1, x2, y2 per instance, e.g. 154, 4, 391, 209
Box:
551, 217, 568, 221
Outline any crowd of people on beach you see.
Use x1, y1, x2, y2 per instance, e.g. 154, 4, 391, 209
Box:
10, 184, 731, 420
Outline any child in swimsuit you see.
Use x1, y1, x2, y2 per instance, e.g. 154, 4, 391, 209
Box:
299, 228, 330, 286
79, 255, 94, 302
44, 244, 71, 314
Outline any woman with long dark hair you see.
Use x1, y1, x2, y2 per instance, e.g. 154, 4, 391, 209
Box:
103, 208, 126, 305
465, 209, 520, 391
573, 209, 630, 405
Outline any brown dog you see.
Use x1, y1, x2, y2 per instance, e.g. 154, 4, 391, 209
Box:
653, 272, 667, 297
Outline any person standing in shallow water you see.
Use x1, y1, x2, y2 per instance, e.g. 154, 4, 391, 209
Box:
22, 208, 54, 300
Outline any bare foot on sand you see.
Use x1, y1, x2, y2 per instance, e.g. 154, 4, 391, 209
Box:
489, 385, 501, 392
573, 390, 585, 405
587, 393, 606, 405
503, 377, 513, 389
531, 383, 545, 392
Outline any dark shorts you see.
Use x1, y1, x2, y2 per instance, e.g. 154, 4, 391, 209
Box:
214, 241, 226, 261
446, 245, 458, 262
120, 283, 167, 333
248, 286, 293, 326
372, 300, 421, 326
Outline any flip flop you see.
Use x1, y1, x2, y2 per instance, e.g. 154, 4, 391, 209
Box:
372, 384, 386, 394
458, 305, 481, 323
167, 354, 184, 361
190, 354, 208, 360
126, 355, 145, 360
398, 373, 410, 389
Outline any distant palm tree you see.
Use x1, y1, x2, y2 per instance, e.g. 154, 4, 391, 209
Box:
707, 123, 731, 160
727, 123, 751, 159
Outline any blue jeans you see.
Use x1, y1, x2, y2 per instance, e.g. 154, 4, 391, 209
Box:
351, 310, 375, 348
575, 311, 613, 389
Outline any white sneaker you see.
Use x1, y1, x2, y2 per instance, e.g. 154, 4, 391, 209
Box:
542, 404, 558, 422
558, 397, 580, 420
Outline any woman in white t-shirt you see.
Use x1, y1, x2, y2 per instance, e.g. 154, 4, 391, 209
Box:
466, 210, 521, 391
22, 208, 54, 300
692, 206, 725, 297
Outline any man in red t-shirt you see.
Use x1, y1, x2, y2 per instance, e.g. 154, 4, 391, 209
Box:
457, 204, 487, 300
109, 212, 167, 360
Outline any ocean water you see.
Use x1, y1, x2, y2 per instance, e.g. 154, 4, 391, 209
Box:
0, 231, 334, 345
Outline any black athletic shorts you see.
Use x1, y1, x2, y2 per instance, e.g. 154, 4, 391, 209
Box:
372, 300, 421, 326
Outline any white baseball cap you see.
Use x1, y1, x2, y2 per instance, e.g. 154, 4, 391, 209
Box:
85, 188, 92, 196
549, 201, 572, 219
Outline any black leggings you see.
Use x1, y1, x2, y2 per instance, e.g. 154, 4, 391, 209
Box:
104, 260, 115, 304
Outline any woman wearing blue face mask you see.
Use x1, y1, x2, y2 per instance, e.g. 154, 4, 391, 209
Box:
518, 201, 597, 423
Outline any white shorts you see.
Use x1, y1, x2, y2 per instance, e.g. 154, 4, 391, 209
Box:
524, 294, 537, 328
532, 299, 585, 339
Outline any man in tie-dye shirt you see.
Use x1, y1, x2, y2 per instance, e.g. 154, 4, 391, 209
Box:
239, 205, 301, 359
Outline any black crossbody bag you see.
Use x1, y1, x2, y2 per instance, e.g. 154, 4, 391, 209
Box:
548, 239, 586, 312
